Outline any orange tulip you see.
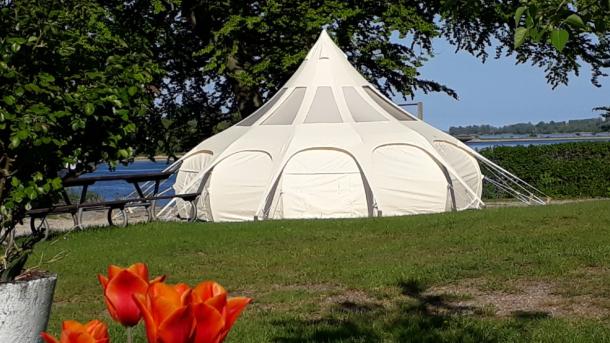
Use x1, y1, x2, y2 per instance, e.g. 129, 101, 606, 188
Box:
191, 281, 252, 343
98, 263, 165, 327
40, 319, 109, 343
133, 282, 196, 343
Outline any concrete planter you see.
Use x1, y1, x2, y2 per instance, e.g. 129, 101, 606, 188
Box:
0, 273, 57, 343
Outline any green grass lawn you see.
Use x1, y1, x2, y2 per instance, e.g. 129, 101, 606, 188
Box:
32, 200, 610, 342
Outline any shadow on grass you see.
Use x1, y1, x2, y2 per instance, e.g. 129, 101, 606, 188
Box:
272, 279, 552, 342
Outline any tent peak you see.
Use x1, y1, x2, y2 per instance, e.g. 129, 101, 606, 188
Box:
306, 28, 347, 62
287, 27, 367, 87
317, 29, 334, 44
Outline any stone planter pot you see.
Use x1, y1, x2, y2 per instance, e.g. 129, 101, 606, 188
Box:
0, 272, 57, 343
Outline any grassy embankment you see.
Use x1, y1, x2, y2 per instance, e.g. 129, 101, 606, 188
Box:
33, 200, 610, 342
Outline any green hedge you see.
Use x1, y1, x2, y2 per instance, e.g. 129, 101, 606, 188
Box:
479, 142, 610, 199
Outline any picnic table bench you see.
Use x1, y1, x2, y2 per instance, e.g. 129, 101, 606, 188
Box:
26, 164, 199, 233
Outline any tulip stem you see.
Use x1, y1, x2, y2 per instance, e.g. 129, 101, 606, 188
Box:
127, 326, 133, 343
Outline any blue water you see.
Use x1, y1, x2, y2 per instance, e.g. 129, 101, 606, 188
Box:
477, 132, 610, 140
78, 137, 610, 200
467, 137, 610, 150
74, 161, 175, 201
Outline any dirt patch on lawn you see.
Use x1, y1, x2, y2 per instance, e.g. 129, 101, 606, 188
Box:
253, 283, 345, 312
324, 288, 388, 313
251, 278, 608, 321
270, 283, 341, 293
425, 279, 609, 319
253, 283, 387, 315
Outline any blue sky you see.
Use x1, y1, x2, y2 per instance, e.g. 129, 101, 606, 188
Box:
406, 39, 609, 130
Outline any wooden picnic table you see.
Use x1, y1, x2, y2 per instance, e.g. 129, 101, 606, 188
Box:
27, 162, 199, 233
61, 169, 176, 207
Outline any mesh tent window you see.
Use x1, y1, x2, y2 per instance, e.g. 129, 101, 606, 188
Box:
262, 87, 307, 125
363, 86, 415, 121
237, 88, 288, 126
304, 87, 342, 123
343, 87, 388, 122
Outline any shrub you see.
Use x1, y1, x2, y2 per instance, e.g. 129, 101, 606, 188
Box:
480, 142, 610, 199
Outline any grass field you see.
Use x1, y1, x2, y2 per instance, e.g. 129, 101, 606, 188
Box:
32, 200, 610, 342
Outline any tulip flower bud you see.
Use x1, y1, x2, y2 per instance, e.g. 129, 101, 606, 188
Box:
98, 263, 165, 327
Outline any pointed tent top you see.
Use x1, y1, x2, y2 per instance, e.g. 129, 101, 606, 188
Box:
286, 29, 367, 88
307, 29, 346, 60
233, 29, 419, 127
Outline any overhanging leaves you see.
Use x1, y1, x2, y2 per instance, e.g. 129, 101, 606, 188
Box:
550, 29, 569, 51
514, 27, 529, 49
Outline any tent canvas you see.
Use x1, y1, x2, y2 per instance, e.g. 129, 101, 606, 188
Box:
161, 30, 544, 222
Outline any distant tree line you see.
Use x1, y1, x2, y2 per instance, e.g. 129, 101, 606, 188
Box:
449, 118, 607, 136
595, 107, 610, 132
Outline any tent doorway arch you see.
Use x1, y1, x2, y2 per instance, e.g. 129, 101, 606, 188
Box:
174, 151, 214, 191
173, 151, 213, 218
372, 144, 450, 216
273, 149, 371, 219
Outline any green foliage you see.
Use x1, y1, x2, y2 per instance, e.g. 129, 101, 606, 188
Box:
550, 28, 569, 51
108, 0, 227, 159
480, 142, 610, 199
449, 117, 606, 135
0, 0, 162, 281
594, 106, 610, 131
513, 2, 597, 51
511, 1, 610, 85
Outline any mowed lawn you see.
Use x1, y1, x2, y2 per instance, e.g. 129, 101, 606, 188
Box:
33, 200, 610, 342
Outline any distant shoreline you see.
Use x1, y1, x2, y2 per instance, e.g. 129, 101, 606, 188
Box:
469, 135, 610, 143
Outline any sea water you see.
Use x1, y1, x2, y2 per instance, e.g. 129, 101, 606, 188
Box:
75, 160, 175, 201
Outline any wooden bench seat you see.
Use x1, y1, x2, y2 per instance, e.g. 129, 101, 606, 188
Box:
146, 193, 199, 202
27, 204, 78, 216
26, 192, 200, 232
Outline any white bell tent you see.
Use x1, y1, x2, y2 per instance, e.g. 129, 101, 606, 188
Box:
156, 30, 546, 222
